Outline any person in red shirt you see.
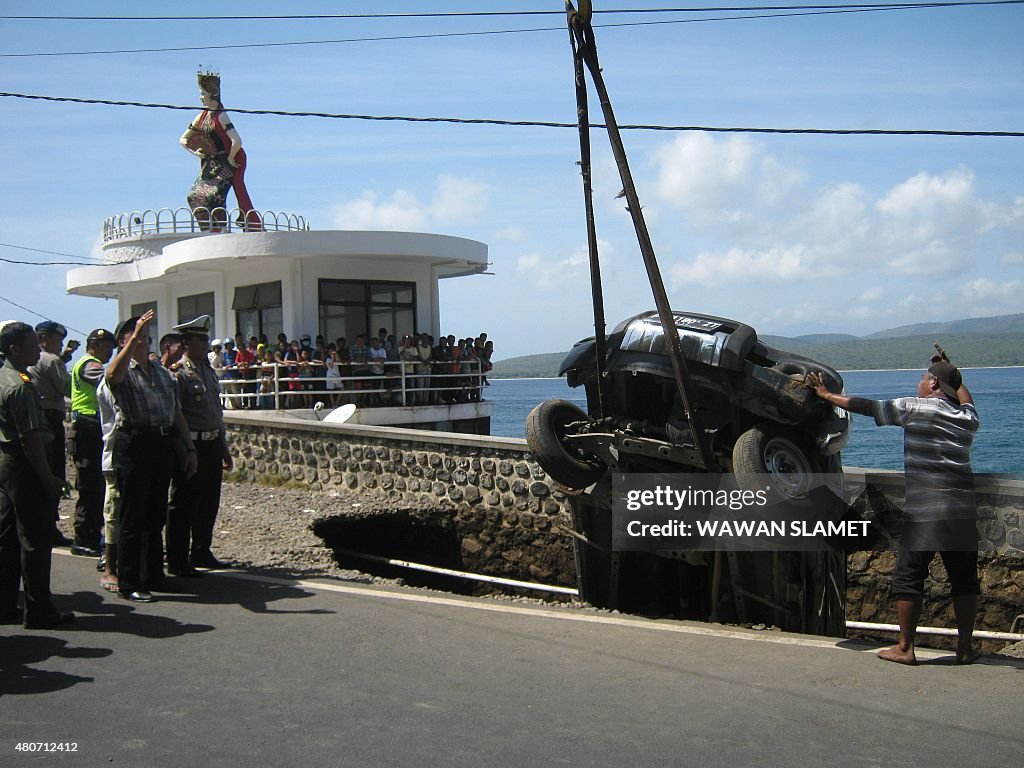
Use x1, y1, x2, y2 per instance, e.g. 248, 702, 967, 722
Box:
232, 333, 257, 410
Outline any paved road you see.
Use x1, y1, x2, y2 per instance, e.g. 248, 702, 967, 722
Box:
2, 552, 1021, 768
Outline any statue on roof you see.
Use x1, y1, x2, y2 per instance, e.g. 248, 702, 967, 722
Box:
181, 69, 261, 232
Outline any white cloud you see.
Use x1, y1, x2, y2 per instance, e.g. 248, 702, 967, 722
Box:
331, 175, 489, 230
653, 136, 1022, 287
431, 175, 489, 223
652, 134, 803, 226
858, 287, 885, 303
332, 189, 427, 230
515, 240, 612, 291
1002, 251, 1024, 265
957, 278, 1024, 304
874, 166, 996, 276
669, 244, 846, 288
493, 226, 527, 243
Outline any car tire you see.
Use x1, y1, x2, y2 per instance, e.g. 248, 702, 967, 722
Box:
526, 399, 605, 489
732, 423, 821, 504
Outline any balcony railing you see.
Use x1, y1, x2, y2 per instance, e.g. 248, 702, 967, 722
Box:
213, 359, 490, 412
102, 207, 309, 246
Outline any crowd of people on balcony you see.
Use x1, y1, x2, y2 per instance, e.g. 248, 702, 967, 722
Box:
204, 328, 494, 409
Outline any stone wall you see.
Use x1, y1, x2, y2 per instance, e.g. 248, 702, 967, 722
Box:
224, 413, 1024, 638
843, 469, 1024, 646
223, 412, 577, 588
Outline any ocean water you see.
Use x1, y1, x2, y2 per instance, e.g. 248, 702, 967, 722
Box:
487, 367, 1023, 474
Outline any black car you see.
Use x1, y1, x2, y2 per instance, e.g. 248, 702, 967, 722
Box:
527, 310, 850, 497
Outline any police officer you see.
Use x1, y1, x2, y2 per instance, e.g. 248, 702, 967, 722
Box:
28, 320, 77, 548
167, 315, 233, 574
68, 329, 116, 558
0, 322, 74, 628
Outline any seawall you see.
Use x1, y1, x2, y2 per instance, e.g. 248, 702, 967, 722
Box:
223, 412, 1024, 642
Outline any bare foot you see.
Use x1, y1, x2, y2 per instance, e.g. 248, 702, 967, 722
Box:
956, 646, 981, 665
100, 574, 120, 593
877, 644, 917, 665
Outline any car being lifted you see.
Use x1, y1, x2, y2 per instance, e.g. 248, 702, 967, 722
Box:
527, 310, 851, 500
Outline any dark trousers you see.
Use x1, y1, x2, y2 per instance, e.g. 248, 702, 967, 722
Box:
113, 430, 172, 590
70, 417, 104, 548
0, 452, 54, 620
167, 439, 223, 568
43, 409, 66, 525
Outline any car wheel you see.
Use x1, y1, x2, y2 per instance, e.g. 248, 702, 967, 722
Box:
732, 423, 821, 502
526, 399, 605, 489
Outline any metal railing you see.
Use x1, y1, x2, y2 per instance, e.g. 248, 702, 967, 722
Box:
102, 207, 309, 245
213, 359, 489, 411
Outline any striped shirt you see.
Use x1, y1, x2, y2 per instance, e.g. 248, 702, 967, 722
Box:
109, 358, 179, 428
873, 396, 979, 522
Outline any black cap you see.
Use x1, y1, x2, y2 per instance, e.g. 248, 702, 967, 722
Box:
87, 328, 115, 344
927, 361, 962, 400
35, 320, 67, 337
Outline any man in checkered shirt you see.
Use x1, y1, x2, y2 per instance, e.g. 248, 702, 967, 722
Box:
810, 356, 980, 665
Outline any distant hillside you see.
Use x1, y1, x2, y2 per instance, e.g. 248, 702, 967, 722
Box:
761, 333, 857, 346
863, 313, 1024, 339
492, 313, 1024, 378
491, 352, 566, 379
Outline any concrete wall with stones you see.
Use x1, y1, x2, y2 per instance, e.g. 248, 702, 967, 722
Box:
843, 469, 1024, 645
223, 412, 577, 587
224, 414, 1024, 633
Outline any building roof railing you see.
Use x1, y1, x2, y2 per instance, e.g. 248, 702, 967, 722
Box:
102, 207, 309, 244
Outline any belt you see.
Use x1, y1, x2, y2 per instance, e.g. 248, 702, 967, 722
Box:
190, 430, 221, 441
121, 425, 171, 436
72, 412, 101, 424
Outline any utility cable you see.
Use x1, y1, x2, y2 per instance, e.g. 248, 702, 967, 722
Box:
4, 2, 1021, 21
3, 3, 1018, 58
0, 295, 88, 335
1, 92, 1020, 137
0, 242, 104, 263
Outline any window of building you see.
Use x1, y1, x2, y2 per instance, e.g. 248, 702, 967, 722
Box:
318, 279, 416, 344
232, 281, 282, 341
177, 292, 215, 335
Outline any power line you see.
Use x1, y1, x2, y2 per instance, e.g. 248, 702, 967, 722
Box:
3, 3, 1018, 58
0, 242, 104, 263
0, 295, 88, 335
3, 2, 1020, 21
0, 257, 96, 266
1, 92, 1020, 137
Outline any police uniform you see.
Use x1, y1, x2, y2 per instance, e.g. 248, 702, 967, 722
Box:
68, 329, 115, 554
167, 315, 228, 573
27, 320, 71, 544
0, 357, 70, 626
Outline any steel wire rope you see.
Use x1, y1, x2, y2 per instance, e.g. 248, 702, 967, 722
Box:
0, 92, 1020, 137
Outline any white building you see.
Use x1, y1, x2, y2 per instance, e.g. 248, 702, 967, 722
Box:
67, 208, 493, 433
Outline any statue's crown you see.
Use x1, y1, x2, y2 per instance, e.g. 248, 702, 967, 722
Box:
197, 67, 221, 94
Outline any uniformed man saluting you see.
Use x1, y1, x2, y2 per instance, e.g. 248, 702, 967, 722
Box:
166, 315, 233, 576
0, 322, 74, 628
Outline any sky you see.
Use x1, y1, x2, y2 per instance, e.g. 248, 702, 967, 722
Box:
1, 1, 1022, 360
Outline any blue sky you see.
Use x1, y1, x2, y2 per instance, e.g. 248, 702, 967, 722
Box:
1, 1, 1022, 359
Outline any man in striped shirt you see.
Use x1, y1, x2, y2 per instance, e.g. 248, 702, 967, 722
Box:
810, 358, 980, 665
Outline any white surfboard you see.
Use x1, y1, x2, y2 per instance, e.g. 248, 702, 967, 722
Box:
322, 403, 357, 424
